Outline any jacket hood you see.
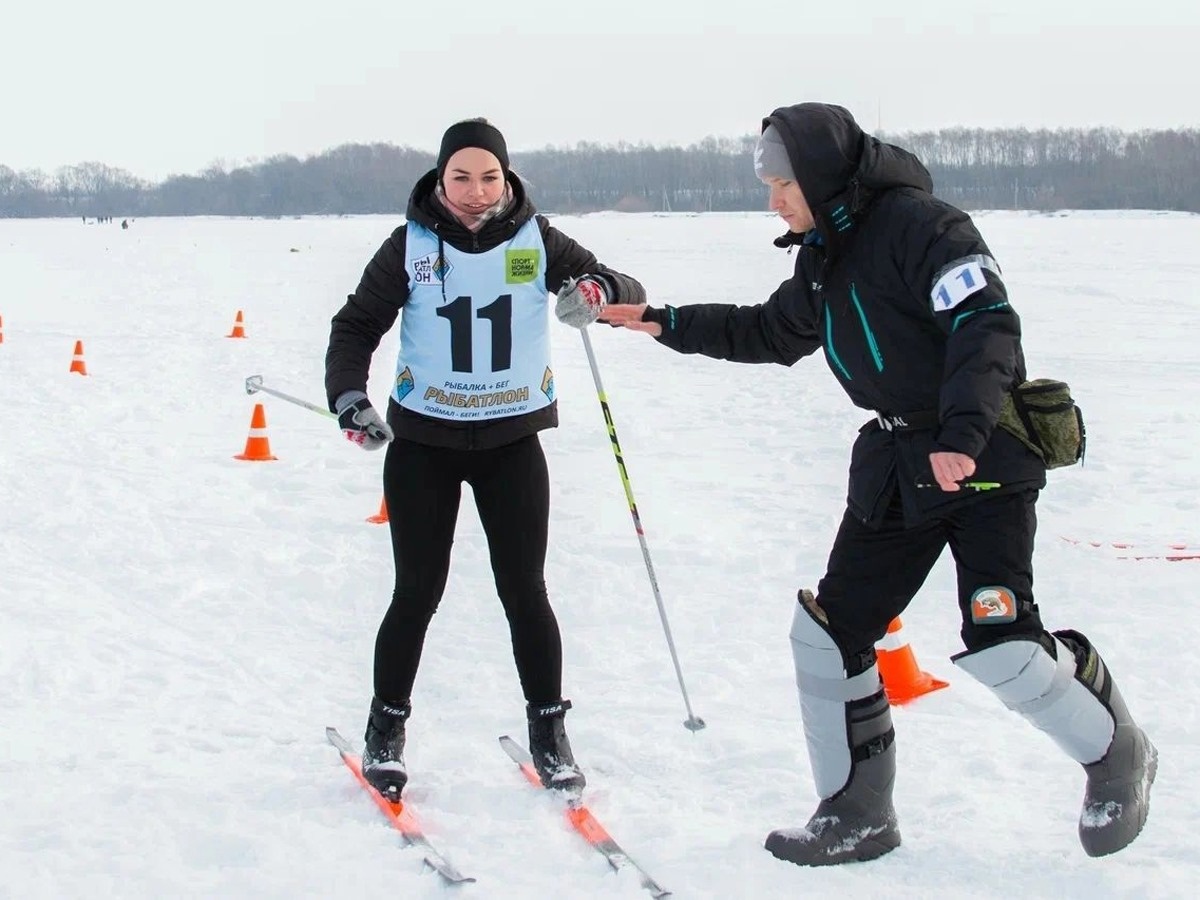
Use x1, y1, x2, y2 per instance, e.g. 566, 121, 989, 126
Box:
405, 168, 535, 246
763, 103, 933, 252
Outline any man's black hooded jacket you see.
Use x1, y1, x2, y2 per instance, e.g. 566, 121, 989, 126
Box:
650, 103, 1046, 525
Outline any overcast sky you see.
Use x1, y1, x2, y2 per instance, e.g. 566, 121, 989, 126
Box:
4, 0, 1195, 182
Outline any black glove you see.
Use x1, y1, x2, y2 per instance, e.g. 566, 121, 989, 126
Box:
335, 391, 394, 451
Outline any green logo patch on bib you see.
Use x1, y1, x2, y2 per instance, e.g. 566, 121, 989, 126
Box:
505, 248, 540, 284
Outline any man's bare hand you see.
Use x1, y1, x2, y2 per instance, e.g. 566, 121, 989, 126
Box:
929, 451, 976, 491
597, 304, 662, 336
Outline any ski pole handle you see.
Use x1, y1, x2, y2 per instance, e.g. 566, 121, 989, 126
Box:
244, 374, 337, 419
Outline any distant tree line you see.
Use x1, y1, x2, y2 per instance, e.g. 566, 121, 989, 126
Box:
2, 127, 1198, 218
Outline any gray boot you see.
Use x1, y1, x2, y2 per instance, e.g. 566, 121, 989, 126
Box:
765, 592, 901, 866
954, 630, 1156, 856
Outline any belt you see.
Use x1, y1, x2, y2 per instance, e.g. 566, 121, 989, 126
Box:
874, 410, 939, 432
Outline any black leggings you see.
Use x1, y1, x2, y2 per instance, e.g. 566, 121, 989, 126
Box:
373, 435, 562, 705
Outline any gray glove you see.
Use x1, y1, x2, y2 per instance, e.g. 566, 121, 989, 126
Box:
555, 275, 610, 328
335, 390, 395, 451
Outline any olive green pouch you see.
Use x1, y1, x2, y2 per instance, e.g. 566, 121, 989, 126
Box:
996, 379, 1086, 469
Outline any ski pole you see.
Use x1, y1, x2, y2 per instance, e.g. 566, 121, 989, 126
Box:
579, 328, 706, 732
244, 374, 337, 419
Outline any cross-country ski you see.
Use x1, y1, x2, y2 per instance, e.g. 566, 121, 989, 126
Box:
326, 727, 474, 885
500, 735, 670, 898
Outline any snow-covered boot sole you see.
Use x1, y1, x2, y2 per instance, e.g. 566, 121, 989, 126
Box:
1080, 729, 1157, 857
765, 808, 901, 866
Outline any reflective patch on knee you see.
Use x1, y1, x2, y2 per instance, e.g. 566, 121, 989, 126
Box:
969, 585, 1018, 624
954, 635, 1115, 764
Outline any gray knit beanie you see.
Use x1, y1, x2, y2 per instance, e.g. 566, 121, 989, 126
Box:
754, 124, 795, 182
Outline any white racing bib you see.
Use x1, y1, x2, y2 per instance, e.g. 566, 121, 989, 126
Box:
395, 220, 554, 422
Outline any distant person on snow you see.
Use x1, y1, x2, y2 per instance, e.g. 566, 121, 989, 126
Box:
575, 102, 1156, 865
324, 117, 645, 799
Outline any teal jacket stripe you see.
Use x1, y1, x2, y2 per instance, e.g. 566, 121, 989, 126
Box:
849, 283, 884, 372
824, 302, 852, 381
952, 301, 1011, 332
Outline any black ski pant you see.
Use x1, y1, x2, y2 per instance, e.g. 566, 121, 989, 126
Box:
813, 488, 1046, 660
373, 434, 563, 705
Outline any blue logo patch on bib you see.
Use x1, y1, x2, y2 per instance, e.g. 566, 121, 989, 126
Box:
413, 251, 452, 285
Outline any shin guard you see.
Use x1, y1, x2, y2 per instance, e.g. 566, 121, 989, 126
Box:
765, 591, 900, 866
954, 631, 1156, 856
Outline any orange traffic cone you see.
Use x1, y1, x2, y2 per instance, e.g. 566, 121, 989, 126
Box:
0, 314, 5, 344
876, 616, 948, 705
366, 496, 389, 524
234, 403, 277, 461
69, 339, 88, 375
227, 310, 247, 339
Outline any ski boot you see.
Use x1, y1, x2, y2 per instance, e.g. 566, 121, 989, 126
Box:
362, 697, 410, 799
527, 699, 586, 793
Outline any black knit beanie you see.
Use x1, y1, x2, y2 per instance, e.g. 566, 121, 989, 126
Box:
436, 119, 510, 182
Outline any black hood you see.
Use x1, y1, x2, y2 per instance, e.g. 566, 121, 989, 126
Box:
763, 103, 933, 253
404, 168, 536, 249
